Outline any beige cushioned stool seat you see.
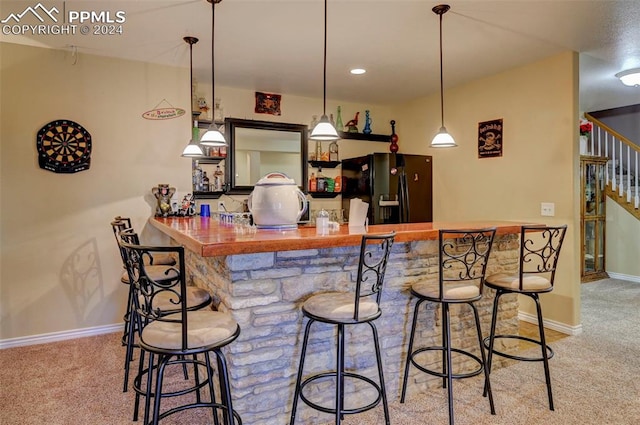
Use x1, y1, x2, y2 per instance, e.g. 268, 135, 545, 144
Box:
141, 310, 238, 350
412, 281, 479, 301
486, 273, 552, 292
303, 292, 379, 322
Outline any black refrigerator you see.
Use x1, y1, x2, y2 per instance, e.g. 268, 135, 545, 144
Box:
341, 153, 433, 224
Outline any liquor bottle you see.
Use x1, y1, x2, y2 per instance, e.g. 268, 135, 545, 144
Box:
315, 141, 322, 163
336, 106, 343, 132
309, 172, 317, 192
202, 171, 210, 192
193, 161, 203, 191
329, 141, 339, 161
316, 167, 326, 192
214, 165, 224, 191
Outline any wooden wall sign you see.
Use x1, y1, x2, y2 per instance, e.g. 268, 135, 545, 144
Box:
142, 99, 185, 120
478, 118, 503, 158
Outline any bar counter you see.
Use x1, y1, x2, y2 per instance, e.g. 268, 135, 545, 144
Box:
150, 216, 527, 256
148, 216, 528, 424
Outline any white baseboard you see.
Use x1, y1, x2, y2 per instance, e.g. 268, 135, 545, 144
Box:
606, 272, 640, 283
518, 312, 583, 336
0, 323, 122, 350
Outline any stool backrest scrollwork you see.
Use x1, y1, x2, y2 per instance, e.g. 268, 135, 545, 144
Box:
518, 225, 568, 291
353, 232, 395, 321
437, 228, 497, 300
118, 232, 189, 349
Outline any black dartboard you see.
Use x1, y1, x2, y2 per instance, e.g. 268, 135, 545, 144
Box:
36, 119, 92, 173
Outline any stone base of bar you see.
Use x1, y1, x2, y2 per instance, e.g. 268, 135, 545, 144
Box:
183, 236, 520, 424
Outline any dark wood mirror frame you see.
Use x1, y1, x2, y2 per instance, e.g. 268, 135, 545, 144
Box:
225, 118, 309, 195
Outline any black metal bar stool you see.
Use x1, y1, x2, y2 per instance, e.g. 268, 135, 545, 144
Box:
112, 222, 211, 393
119, 236, 242, 425
289, 232, 395, 425
111, 217, 178, 345
483, 225, 567, 411
401, 228, 496, 425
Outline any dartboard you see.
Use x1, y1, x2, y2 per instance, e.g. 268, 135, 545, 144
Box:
36, 119, 92, 173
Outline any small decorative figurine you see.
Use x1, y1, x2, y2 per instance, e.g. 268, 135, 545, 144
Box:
345, 111, 359, 133
197, 97, 210, 120
178, 193, 196, 217
363, 110, 372, 134
336, 106, 344, 131
152, 184, 176, 217
389, 120, 399, 153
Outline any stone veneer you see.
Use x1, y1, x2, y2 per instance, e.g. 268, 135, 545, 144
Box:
185, 234, 520, 424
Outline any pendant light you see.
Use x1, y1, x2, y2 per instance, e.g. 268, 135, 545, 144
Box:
182, 36, 205, 157
200, 0, 227, 146
430, 4, 457, 148
310, 0, 339, 141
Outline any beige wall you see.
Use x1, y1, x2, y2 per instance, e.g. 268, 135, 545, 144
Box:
394, 51, 581, 328
0, 42, 392, 341
606, 198, 640, 277
0, 43, 582, 341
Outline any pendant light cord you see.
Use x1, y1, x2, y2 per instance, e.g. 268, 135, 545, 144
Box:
211, 0, 216, 114
322, 0, 328, 116
438, 11, 444, 127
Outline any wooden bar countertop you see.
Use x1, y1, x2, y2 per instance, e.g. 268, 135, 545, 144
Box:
150, 216, 532, 257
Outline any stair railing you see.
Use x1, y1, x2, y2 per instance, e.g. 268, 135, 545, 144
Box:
584, 113, 639, 209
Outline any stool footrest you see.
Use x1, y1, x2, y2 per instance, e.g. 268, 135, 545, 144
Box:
299, 371, 382, 416
158, 402, 242, 424
133, 357, 209, 399
484, 335, 554, 362
409, 346, 483, 379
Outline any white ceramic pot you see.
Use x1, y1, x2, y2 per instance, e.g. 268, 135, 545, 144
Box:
248, 172, 308, 229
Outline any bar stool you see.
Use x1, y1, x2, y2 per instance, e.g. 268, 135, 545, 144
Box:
119, 237, 242, 425
483, 225, 567, 411
113, 225, 211, 393
111, 217, 178, 350
401, 228, 497, 425
289, 232, 395, 425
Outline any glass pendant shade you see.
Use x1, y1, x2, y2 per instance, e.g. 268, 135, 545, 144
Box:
310, 115, 339, 141
182, 138, 204, 157
431, 126, 457, 147
200, 125, 227, 146
615, 68, 640, 87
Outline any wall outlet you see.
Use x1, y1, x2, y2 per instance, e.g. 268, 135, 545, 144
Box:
218, 201, 225, 211
541, 202, 555, 217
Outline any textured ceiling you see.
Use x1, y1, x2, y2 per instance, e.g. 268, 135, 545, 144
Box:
2, 0, 640, 111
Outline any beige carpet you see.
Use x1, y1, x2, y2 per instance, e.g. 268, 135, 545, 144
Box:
0, 278, 638, 424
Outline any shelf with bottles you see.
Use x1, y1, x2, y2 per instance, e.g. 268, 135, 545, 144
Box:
192, 161, 226, 199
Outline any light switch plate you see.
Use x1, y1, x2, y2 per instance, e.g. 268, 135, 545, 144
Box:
541, 202, 555, 216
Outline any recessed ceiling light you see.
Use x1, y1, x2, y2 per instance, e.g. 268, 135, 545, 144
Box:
615, 68, 640, 87
350, 68, 366, 75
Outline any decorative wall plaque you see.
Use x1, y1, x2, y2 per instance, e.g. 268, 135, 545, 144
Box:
255, 91, 281, 115
478, 118, 503, 158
